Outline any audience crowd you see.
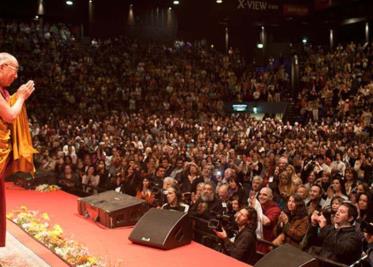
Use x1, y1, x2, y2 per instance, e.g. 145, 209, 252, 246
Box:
1, 19, 372, 266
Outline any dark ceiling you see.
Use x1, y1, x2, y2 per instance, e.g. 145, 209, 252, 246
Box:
0, 0, 372, 54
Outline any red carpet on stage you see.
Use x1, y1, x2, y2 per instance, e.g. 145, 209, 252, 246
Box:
5, 183, 250, 267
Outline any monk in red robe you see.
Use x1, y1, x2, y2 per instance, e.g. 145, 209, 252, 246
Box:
0, 52, 36, 246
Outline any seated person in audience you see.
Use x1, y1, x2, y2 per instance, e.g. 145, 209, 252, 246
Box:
96, 159, 110, 190
217, 184, 230, 214
246, 175, 263, 200
307, 202, 363, 265
119, 166, 140, 196
323, 176, 349, 208
227, 177, 245, 204
190, 181, 223, 219
178, 162, 202, 195
296, 184, 309, 203
157, 176, 177, 206
305, 184, 325, 215
361, 218, 373, 267
161, 186, 189, 212
82, 165, 100, 193
256, 187, 281, 253
136, 177, 155, 206
58, 164, 80, 190
273, 194, 309, 247
214, 207, 258, 265
324, 196, 344, 225
191, 182, 205, 204
343, 167, 358, 196
356, 192, 373, 230
149, 166, 166, 190
276, 170, 296, 209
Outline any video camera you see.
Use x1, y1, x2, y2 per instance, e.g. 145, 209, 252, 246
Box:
207, 211, 236, 237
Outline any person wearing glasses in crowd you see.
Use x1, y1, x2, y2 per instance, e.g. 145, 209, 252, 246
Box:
0, 52, 36, 247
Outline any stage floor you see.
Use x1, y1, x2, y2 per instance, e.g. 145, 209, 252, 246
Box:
5, 183, 250, 267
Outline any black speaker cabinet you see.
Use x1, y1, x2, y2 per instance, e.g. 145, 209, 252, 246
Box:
255, 244, 319, 267
129, 208, 193, 250
78, 190, 149, 228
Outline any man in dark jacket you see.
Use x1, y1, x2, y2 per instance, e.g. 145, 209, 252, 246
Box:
214, 207, 257, 265
307, 202, 363, 265
361, 219, 373, 267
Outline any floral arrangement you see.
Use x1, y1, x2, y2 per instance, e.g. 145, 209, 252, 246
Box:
35, 184, 61, 192
7, 206, 105, 267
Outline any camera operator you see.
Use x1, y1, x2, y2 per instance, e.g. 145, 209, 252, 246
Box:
213, 207, 257, 265
307, 201, 362, 265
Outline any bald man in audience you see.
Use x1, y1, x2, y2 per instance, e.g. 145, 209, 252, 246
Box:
257, 187, 281, 253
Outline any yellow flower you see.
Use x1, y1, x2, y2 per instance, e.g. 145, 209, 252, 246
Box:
52, 224, 63, 235
87, 256, 97, 264
42, 213, 50, 221
20, 205, 28, 211
6, 212, 14, 219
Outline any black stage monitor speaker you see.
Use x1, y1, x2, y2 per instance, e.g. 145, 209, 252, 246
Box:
78, 190, 149, 228
129, 208, 193, 250
255, 244, 319, 267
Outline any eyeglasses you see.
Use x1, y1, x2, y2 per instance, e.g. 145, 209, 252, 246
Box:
3, 64, 19, 72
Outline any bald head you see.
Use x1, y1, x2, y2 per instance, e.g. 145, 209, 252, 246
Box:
217, 184, 229, 201
258, 187, 273, 205
0, 52, 19, 88
0, 53, 18, 66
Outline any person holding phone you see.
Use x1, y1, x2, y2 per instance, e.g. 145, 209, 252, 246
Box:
307, 202, 362, 265
0, 52, 36, 247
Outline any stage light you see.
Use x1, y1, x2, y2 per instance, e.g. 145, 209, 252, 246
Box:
37, 0, 44, 15
302, 37, 308, 44
342, 17, 366, 25
253, 107, 258, 114
168, 7, 172, 10
216, 0, 223, 3
257, 43, 263, 49
66, 0, 73, 6
173, 0, 180, 5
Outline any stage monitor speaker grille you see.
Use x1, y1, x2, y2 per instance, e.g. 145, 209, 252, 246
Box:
255, 244, 319, 267
129, 208, 193, 250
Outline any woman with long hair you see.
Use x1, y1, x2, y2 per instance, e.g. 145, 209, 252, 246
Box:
356, 192, 373, 224
331, 176, 348, 199
344, 167, 357, 196
273, 194, 309, 247
161, 186, 189, 212
82, 165, 100, 193
277, 171, 296, 209
136, 177, 155, 206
